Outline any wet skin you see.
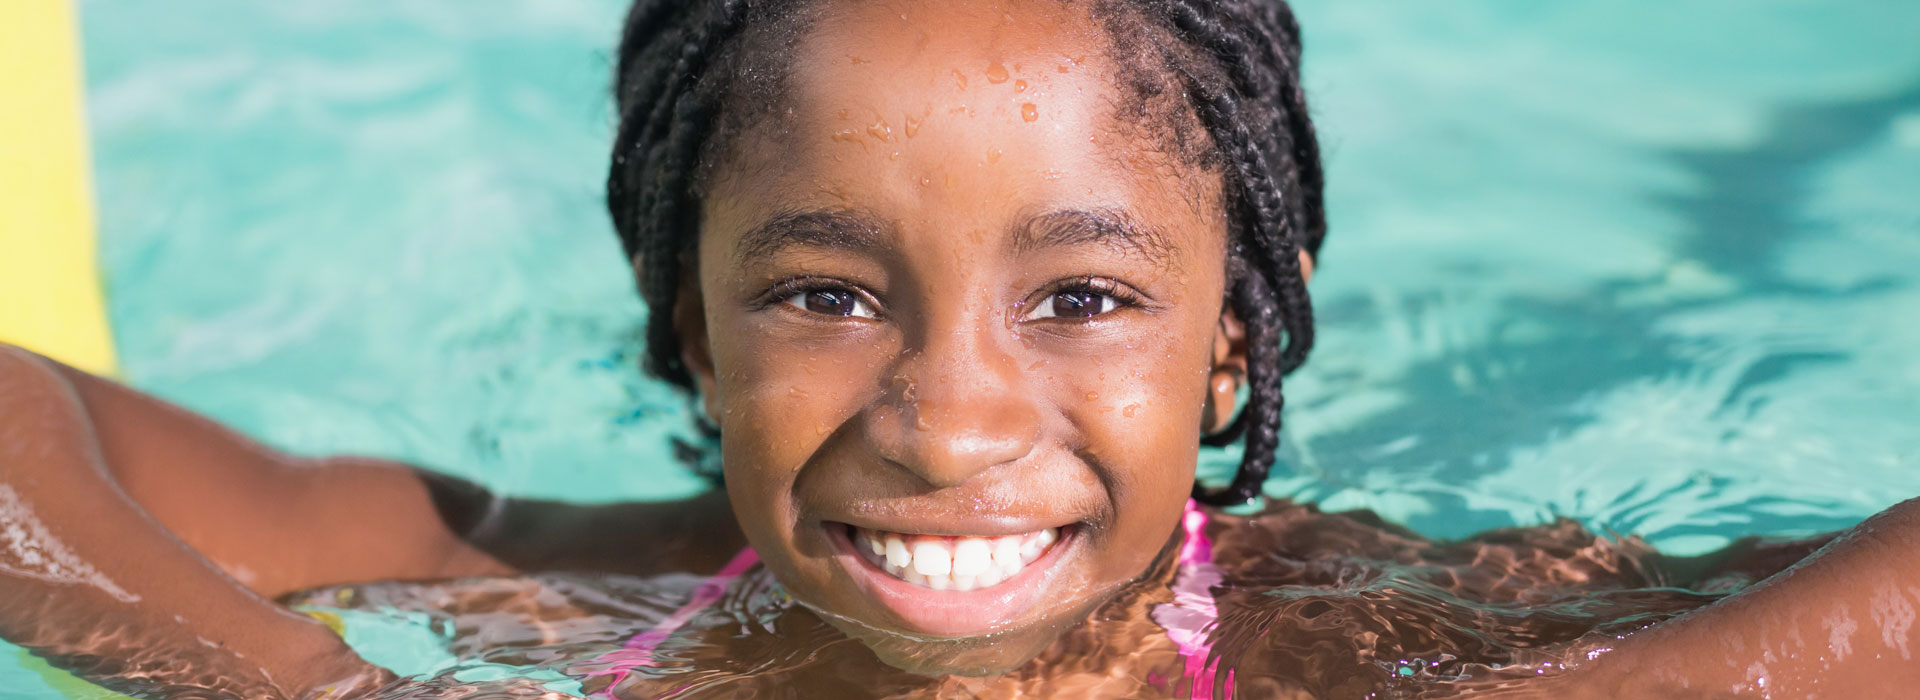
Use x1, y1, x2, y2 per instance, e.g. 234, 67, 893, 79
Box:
677, 0, 1247, 674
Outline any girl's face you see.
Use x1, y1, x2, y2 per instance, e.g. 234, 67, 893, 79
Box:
679, 0, 1242, 675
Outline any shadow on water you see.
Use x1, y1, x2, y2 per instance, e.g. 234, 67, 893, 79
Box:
1279, 80, 1920, 539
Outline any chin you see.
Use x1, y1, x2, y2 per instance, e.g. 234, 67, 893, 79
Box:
841, 618, 1068, 677
805, 587, 1114, 678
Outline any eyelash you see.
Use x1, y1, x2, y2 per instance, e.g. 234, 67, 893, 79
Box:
761, 277, 883, 319
756, 276, 1145, 322
1022, 277, 1145, 321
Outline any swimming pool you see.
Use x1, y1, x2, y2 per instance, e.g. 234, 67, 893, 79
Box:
8, 0, 1919, 695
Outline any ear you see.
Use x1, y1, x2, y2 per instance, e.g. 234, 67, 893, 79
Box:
1299, 249, 1315, 285
1200, 305, 1249, 434
666, 263, 724, 425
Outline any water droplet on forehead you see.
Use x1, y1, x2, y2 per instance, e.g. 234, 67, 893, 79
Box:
1022, 103, 1038, 122
985, 61, 1009, 84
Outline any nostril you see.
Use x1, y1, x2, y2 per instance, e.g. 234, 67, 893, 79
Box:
865, 397, 1041, 489
869, 338, 1040, 487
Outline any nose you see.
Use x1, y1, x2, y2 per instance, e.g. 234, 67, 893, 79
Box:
864, 319, 1040, 489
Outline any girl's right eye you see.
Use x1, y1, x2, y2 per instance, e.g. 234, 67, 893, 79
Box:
782, 288, 879, 319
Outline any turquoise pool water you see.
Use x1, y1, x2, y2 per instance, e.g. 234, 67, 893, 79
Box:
8, 0, 1920, 696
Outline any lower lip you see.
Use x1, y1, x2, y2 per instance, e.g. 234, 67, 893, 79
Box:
824, 522, 1076, 638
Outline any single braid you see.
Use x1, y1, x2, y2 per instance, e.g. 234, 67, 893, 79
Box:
607, 0, 1327, 503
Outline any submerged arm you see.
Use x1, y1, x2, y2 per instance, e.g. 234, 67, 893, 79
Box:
1546, 497, 1920, 698
0, 345, 509, 696
0, 344, 740, 696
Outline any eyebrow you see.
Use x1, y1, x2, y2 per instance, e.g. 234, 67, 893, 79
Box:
731, 206, 1179, 266
733, 208, 891, 262
1010, 208, 1178, 264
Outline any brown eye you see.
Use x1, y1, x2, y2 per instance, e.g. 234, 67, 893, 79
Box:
1025, 289, 1121, 320
782, 288, 877, 319
1051, 291, 1103, 318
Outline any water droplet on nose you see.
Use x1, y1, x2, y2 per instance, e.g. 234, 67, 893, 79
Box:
952, 69, 968, 89
985, 61, 1009, 84
1014, 79, 1028, 93
1123, 403, 1139, 418
832, 128, 864, 146
867, 119, 893, 141
985, 146, 1002, 164
1021, 103, 1038, 122
789, 386, 809, 398
904, 114, 923, 138
1085, 391, 1099, 401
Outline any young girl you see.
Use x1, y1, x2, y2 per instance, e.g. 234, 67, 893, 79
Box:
3, 0, 1917, 698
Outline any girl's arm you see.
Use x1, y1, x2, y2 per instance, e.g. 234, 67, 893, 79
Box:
1542, 497, 1920, 698
0, 344, 509, 695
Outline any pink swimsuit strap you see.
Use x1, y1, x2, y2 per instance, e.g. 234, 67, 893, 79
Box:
587, 499, 1226, 698
585, 546, 760, 696
1168, 497, 1232, 699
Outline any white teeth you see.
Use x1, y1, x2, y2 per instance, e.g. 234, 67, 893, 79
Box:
884, 535, 911, 570
991, 537, 1023, 571
951, 538, 992, 577
852, 525, 1063, 593
977, 568, 1005, 588
911, 541, 952, 576
1020, 537, 1043, 560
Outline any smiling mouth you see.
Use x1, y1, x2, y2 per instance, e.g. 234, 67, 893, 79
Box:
846, 525, 1063, 593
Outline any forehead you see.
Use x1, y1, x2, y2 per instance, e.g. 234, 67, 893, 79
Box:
703, 0, 1221, 261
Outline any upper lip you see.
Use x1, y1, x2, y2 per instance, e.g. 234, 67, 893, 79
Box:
821, 514, 1079, 538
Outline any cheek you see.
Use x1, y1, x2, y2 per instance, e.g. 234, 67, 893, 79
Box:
711, 320, 893, 485
1059, 331, 1211, 485
1047, 319, 1212, 578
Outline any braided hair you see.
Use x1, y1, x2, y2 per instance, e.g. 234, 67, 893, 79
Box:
607, 0, 1326, 506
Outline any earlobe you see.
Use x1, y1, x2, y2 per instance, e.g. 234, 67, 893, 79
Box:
1201, 307, 1250, 434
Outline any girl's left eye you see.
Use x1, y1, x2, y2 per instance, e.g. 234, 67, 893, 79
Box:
782, 288, 878, 319
1025, 289, 1124, 320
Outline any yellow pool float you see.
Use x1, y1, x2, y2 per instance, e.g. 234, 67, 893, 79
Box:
0, 0, 118, 377
1, 1, 128, 692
